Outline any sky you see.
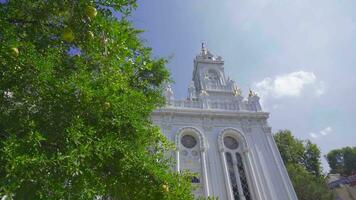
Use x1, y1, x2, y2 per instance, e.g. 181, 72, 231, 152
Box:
130, 0, 356, 171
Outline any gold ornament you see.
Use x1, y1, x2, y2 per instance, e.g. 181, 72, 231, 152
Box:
10, 47, 19, 57
62, 27, 75, 42
86, 6, 97, 19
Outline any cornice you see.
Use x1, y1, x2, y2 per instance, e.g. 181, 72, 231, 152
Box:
152, 107, 269, 119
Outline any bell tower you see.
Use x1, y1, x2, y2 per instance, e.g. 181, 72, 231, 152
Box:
192, 43, 238, 98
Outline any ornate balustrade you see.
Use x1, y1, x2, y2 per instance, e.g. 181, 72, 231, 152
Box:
205, 83, 233, 92
172, 100, 203, 109
168, 99, 260, 112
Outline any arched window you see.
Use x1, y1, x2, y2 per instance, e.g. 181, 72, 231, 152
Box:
226, 152, 240, 199
205, 69, 221, 86
236, 152, 251, 200
219, 130, 253, 200
176, 127, 209, 198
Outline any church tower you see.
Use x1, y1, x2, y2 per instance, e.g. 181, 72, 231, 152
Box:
152, 45, 298, 200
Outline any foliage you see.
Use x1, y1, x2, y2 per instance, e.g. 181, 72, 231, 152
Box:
274, 129, 322, 176
274, 130, 332, 200
286, 163, 332, 200
0, 0, 194, 199
326, 146, 356, 176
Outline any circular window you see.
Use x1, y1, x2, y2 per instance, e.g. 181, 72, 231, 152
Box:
181, 135, 197, 149
224, 136, 239, 150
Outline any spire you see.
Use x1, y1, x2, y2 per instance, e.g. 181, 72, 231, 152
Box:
201, 42, 207, 55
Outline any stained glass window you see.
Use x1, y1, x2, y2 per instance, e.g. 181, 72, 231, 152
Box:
226, 152, 240, 200
181, 135, 197, 149
236, 153, 251, 200
224, 136, 239, 150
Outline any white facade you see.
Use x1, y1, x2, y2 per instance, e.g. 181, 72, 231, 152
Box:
151, 45, 298, 200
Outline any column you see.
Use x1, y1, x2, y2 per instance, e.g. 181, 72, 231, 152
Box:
242, 149, 263, 200
176, 149, 180, 172
201, 150, 210, 197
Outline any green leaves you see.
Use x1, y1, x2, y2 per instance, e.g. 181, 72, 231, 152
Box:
326, 146, 356, 176
0, 0, 192, 199
274, 130, 332, 200
274, 129, 322, 176
286, 164, 332, 200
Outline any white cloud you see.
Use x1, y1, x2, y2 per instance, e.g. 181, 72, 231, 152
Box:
309, 126, 333, 139
254, 71, 325, 98
309, 132, 319, 139
320, 126, 333, 136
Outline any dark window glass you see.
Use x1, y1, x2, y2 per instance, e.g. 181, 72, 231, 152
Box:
191, 176, 200, 183
236, 153, 251, 200
226, 152, 240, 200
224, 136, 239, 150
181, 135, 197, 148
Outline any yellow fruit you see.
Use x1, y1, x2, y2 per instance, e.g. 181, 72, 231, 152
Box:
88, 31, 94, 39
62, 27, 74, 42
10, 47, 19, 57
85, 6, 97, 19
162, 184, 169, 193
104, 102, 111, 109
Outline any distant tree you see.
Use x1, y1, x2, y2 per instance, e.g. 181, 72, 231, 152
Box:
0, 0, 194, 199
274, 130, 332, 200
274, 130, 321, 176
327, 146, 356, 176
304, 140, 322, 177
286, 163, 332, 200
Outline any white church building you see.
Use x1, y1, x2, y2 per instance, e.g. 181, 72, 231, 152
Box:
151, 45, 298, 200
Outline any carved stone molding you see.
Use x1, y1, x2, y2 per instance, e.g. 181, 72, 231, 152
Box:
176, 127, 207, 152
217, 127, 249, 152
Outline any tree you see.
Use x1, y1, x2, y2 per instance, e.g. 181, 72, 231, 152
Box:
286, 164, 332, 200
274, 130, 304, 166
0, 0, 193, 199
274, 130, 332, 200
274, 130, 321, 176
304, 140, 322, 177
327, 146, 356, 176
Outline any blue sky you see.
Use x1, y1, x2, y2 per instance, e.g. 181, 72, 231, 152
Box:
131, 0, 356, 171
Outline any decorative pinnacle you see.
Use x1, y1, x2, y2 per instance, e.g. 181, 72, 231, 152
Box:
249, 89, 255, 97
201, 42, 207, 54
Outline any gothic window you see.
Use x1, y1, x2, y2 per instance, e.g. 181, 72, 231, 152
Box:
226, 152, 240, 200
236, 153, 251, 200
221, 134, 253, 200
178, 131, 205, 197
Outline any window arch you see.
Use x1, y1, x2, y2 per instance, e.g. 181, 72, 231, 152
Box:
175, 127, 209, 197
218, 128, 253, 200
